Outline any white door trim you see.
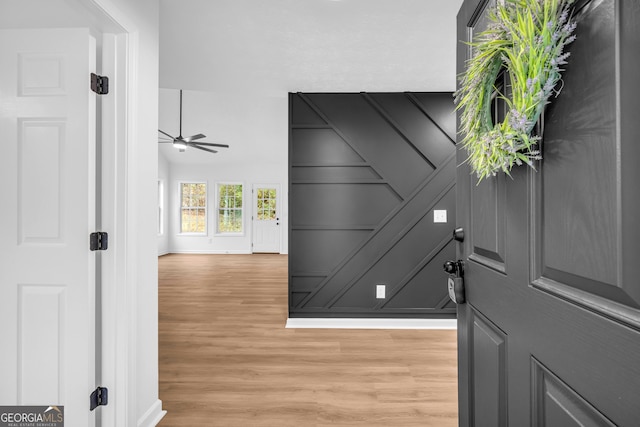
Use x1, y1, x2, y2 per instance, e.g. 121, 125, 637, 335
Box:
82, 1, 164, 425
252, 183, 282, 253
99, 31, 135, 427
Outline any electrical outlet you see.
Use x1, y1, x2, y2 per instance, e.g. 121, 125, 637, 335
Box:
434, 209, 447, 223
376, 284, 386, 299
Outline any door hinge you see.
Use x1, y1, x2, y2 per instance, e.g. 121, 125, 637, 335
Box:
90, 232, 109, 251
90, 73, 109, 95
90, 386, 108, 411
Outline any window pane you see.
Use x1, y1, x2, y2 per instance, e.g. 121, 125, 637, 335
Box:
180, 183, 206, 233
187, 211, 195, 232
181, 209, 190, 232
190, 214, 197, 232
181, 184, 189, 207
255, 187, 276, 221
235, 186, 243, 207
218, 209, 241, 232
196, 209, 206, 233
217, 183, 243, 233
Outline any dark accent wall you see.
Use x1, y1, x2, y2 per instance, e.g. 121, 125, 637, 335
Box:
289, 92, 457, 318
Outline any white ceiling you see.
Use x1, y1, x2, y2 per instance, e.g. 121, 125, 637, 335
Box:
159, 0, 463, 94
158, 0, 464, 165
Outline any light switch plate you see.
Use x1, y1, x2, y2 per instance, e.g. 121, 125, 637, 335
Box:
434, 209, 447, 223
376, 284, 386, 299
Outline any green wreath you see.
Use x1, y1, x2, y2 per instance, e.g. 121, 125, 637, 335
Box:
454, 0, 577, 181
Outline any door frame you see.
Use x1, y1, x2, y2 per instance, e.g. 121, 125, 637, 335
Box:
78, 1, 140, 425
99, 32, 136, 427
251, 183, 282, 253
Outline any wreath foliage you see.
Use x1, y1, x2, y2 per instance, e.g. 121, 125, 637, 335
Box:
454, 0, 577, 181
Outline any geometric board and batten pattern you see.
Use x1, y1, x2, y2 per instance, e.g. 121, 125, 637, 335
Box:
289, 92, 457, 318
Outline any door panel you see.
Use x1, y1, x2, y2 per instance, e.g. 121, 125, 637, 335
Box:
0, 28, 96, 426
456, 0, 640, 425
532, 358, 616, 427
18, 119, 66, 243
533, 0, 639, 312
470, 176, 507, 272
470, 309, 507, 427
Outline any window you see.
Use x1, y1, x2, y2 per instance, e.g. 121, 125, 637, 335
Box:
158, 180, 164, 235
217, 183, 243, 233
256, 188, 277, 220
180, 182, 207, 233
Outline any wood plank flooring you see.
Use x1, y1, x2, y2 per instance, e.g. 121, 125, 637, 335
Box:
159, 254, 458, 426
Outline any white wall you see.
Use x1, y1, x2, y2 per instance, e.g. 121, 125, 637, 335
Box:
168, 162, 288, 254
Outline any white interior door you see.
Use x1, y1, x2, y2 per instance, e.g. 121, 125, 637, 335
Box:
0, 28, 97, 426
252, 184, 281, 253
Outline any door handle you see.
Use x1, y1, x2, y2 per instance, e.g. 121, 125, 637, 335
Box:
453, 227, 464, 242
444, 260, 465, 304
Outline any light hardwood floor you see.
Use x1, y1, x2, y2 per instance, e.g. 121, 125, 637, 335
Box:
159, 254, 458, 426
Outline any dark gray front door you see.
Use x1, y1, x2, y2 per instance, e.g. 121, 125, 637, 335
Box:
455, 0, 640, 425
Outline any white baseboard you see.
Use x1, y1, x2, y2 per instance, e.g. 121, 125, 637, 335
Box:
167, 249, 252, 255
137, 399, 166, 427
285, 318, 457, 330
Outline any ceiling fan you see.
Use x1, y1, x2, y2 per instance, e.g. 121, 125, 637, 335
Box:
158, 89, 229, 154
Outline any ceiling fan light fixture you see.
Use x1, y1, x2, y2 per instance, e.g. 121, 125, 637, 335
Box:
173, 140, 187, 150
158, 89, 229, 155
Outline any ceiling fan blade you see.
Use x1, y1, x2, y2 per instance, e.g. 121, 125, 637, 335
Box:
158, 140, 176, 143
191, 141, 230, 148
158, 129, 175, 140
189, 144, 218, 154
183, 133, 206, 142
